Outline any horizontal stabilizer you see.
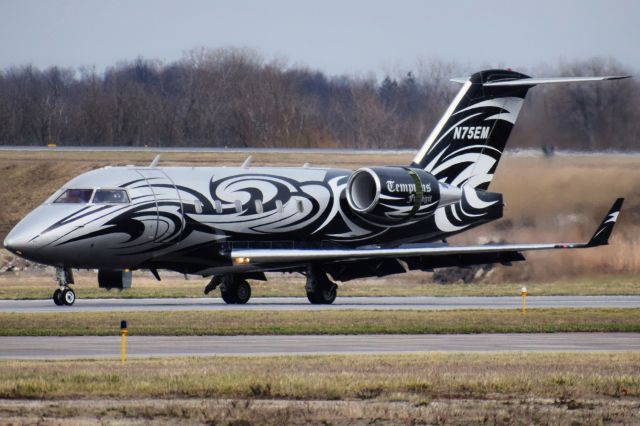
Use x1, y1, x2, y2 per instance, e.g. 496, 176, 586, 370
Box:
449, 75, 631, 86
483, 76, 630, 87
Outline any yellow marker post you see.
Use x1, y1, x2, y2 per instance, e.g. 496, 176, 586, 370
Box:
520, 287, 527, 315
120, 320, 128, 365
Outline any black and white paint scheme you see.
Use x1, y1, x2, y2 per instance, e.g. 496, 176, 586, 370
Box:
4, 70, 629, 306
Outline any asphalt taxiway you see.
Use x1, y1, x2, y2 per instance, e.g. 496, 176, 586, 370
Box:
0, 295, 638, 313
1, 333, 638, 359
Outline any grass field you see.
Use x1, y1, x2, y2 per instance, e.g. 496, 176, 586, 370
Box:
2, 271, 640, 300
1, 308, 638, 336
1, 353, 639, 424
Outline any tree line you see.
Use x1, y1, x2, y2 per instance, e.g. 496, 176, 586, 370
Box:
0, 48, 637, 151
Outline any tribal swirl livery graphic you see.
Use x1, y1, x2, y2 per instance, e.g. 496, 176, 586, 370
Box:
424, 96, 524, 189
435, 186, 502, 233
195, 173, 332, 235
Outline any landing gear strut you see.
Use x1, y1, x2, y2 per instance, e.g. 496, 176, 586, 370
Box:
305, 266, 337, 305
219, 275, 251, 304
53, 267, 75, 306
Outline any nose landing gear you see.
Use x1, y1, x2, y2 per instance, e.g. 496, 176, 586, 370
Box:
53, 267, 75, 306
53, 287, 75, 306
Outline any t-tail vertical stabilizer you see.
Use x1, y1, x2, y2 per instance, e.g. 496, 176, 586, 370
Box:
411, 70, 630, 190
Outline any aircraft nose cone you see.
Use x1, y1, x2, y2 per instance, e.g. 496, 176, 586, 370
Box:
5, 204, 84, 265
4, 226, 38, 256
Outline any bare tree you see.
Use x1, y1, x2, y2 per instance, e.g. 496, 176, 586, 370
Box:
0, 52, 637, 151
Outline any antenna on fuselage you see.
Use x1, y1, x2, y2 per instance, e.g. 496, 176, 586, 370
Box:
241, 155, 253, 168
149, 154, 161, 168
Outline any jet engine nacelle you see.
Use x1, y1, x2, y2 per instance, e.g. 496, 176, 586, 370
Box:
346, 166, 445, 223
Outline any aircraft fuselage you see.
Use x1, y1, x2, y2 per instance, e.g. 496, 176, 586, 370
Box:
5, 165, 501, 275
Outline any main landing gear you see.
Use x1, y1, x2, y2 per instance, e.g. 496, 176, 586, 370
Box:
205, 275, 252, 304
305, 266, 337, 305
53, 267, 75, 306
204, 270, 337, 305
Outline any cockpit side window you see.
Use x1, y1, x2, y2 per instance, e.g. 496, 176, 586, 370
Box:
53, 189, 94, 204
93, 189, 130, 204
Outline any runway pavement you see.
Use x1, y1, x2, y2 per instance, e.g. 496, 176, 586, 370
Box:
0, 295, 639, 313
1, 333, 638, 359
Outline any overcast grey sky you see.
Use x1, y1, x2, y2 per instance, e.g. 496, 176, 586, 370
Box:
1, 0, 638, 76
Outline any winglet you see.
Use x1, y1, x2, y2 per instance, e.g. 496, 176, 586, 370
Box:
587, 198, 624, 247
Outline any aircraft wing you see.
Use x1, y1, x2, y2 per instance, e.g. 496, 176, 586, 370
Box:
232, 198, 623, 266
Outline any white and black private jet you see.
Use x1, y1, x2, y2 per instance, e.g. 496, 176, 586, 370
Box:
4, 69, 628, 306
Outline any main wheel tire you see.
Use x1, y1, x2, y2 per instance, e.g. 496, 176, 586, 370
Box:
234, 280, 251, 304
221, 279, 252, 304
306, 283, 337, 305
319, 284, 337, 304
221, 288, 237, 304
61, 288, 75, 306
53, 289, 63, 306
306, 291, 319, 304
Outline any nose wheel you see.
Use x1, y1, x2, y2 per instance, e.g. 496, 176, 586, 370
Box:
53, 267, 76, 306
53, 287, 75, 306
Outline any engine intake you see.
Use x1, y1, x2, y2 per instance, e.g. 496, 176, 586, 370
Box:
346, 167, 444, 223
348, 169, 381, 213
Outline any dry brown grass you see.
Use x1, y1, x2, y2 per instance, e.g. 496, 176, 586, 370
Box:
473, 155, 640, 281
1, 397, 638, 425
1, 151, 639, 281
0, 353, 639, 424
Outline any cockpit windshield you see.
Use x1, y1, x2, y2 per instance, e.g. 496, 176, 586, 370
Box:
93, 189, 130, 204
53, 189, 94, 204
52, 188, 130, 204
